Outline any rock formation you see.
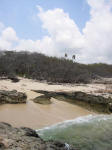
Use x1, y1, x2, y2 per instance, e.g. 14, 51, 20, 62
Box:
0, 122, 75, 150
0, 90, 27, 104
33, 94, 52, 104
33, 90, 112, 113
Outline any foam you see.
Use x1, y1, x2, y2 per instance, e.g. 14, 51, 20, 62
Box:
36, 114, 112, 133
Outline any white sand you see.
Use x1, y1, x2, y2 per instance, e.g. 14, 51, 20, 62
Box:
0, 77, 106, 93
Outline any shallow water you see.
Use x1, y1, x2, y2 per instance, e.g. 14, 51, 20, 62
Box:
0, 91, 92, 129
37, 115, 112, 150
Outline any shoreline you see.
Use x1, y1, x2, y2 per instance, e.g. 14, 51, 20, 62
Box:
0, 93, 93, 129
0, 77, 110, 129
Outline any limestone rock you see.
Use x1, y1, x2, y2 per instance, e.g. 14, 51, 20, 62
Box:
0, 90, 27, 104
33, 95, 52, 104
33, 90, 112, 113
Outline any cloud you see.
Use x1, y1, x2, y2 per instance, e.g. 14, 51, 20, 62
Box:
38, 7, 84, 55
81, 0, 112, 63
16, 6, 84, 57
0, 25, 18, 50
1, 27, 18, 42
1, 0, 112, 63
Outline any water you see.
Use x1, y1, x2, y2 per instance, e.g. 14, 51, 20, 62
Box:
37, 115, 112, 150
0, 93, 91, 129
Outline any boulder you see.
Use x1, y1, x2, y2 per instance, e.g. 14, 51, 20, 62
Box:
7, 75, 20, 82
0, 90, 27, 104
33, 95, 52, 104
108, 103, 112, 112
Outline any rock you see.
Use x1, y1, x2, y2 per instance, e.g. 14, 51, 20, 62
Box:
108, 103, 112, 112
34, 90, 112, 113
33, 95, 52, 104
11, 77, 20, 83
7, 75, 20, 83
0, 75, 20, 82
46, 141, 75, 150
20, 127, 39, 137
0, 90, 27, 104
0, 137, 9, 149
0, 122, 75, 150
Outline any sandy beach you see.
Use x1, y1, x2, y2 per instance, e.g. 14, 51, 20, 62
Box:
0, 78, 98, 129
0, 77, 106, 93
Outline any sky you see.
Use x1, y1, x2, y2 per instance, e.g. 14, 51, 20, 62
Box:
0, 0, 112, 64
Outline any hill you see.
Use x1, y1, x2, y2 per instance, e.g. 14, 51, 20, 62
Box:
0, 51, 112, 83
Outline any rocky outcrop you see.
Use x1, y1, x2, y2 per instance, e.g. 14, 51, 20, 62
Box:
8, 76, 20, 82
0, 122, 75, 150
0, 75, 20, 82
33, 95, 52, 104
0, 90, 27, 104
33, 90, 112, 113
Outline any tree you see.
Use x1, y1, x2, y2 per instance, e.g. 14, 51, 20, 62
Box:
72, 55, 75, 61
65, 53, 68, 58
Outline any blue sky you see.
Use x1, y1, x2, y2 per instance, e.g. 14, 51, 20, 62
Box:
0, 0, 90, 40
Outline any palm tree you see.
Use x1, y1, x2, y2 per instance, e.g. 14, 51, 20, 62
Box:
65, 53, 68, 58
72, 55, 75, 61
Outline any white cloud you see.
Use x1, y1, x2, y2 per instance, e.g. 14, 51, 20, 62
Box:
16, 36, 56, 55
0, 26, 18, 50
16, 7, 84, 57
81, 0, 112, 63
1, 0, 112, 63
1, 27, 18, 41
37, 7, 84, 56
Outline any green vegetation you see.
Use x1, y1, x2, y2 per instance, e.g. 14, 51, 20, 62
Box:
0, 51, 112, 83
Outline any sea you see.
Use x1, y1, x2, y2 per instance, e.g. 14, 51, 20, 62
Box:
37, 115, 112, 150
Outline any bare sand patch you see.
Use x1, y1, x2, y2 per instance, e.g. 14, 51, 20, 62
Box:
0, 77, 106, 93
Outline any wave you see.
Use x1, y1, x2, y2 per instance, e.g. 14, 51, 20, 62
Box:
37, 115, 112, 150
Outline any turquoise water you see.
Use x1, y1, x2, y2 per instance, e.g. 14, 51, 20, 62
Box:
37, 115, 112, 150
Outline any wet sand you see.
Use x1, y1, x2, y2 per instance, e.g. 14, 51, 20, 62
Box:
0, 90, 93, 129
0, 78, 95, 129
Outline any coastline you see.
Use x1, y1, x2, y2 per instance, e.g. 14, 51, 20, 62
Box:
0, 78, 95, 129
0, 77, 112, 149
0, 92, 93, 129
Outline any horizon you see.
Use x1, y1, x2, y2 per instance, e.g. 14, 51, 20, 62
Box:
0, 0, 112, 64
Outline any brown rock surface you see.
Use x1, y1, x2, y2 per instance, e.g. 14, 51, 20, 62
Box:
0, 90, 27, 104
33, 95, 52, 104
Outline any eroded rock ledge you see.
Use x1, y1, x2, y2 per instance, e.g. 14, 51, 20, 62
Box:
33, 90, 112, 113
0, 90, 27, 104
0, 122, 75, 150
